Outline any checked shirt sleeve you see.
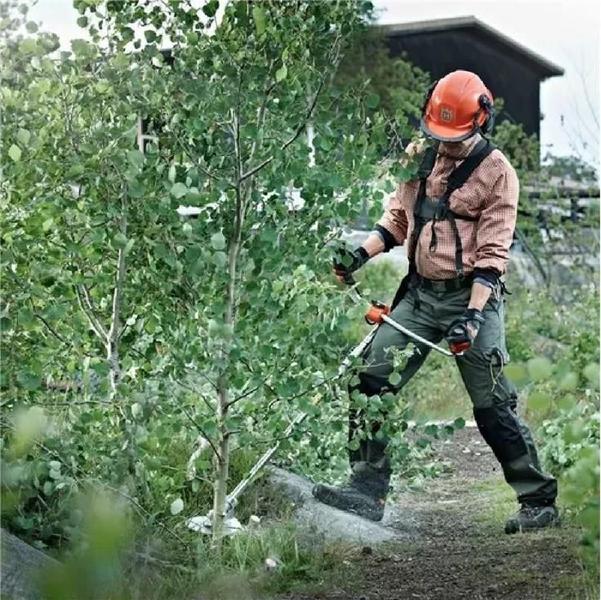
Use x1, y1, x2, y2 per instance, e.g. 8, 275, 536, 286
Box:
376, 184, 410, 246
474, 160, 519, 275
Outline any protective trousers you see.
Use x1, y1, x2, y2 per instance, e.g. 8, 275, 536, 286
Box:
350, 284, 557, 506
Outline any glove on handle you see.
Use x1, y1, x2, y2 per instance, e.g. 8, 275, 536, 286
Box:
446, 308, 485, 354
333, 247, 369, 286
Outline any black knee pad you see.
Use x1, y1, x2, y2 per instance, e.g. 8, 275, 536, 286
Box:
473, 403, 528, 464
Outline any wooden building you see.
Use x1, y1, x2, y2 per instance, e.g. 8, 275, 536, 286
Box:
381, 16, 564, 138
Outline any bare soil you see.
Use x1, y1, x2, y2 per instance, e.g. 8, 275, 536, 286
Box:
279, 427, 591, 600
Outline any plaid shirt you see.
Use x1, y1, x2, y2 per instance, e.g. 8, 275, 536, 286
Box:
377, 134, 519, 280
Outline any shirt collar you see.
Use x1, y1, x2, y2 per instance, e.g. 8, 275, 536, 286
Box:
437, 133, 482, 159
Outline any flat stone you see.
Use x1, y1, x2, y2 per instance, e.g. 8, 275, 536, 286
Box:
1, 528, 59, 600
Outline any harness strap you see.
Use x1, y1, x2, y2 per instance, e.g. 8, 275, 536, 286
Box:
446, 139, 494, 193
392, 138, 495, 309
428, 139, 496, 277
407, 143, 439, 270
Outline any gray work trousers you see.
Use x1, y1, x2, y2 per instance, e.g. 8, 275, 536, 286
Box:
350, 283, 557, 506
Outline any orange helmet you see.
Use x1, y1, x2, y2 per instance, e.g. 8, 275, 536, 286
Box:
420, 70, 495, 142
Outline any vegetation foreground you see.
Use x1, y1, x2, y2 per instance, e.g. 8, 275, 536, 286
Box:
1, 0, 599, 599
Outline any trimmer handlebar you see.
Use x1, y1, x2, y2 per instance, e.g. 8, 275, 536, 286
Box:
365, 300, 391, 325
356, 295, 464, 358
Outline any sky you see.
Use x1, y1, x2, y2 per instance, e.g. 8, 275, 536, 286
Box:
29, 0, 600, 166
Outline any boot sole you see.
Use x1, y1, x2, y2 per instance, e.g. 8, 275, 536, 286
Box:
505, 516, 561, 534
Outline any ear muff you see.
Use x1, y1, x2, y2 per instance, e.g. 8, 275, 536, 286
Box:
477, 94, 495, 135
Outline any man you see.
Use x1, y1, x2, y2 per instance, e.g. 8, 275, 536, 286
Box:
312, 70, 558, 534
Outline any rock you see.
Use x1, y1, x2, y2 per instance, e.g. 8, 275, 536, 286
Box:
247, 515, 261, 529
268, 467, 407, 544
186, 515, 243, 536
264, 557, 281, 572
1, 528, 59, 600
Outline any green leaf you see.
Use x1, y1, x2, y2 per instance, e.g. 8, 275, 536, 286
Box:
25, 21, 38, 33
505, 363, 528, 385
212, 251, 227, 267
128, 180, 145, 198
556, 394, 576, 411
127, 149, 145, 169
202, 0, 219, 17
17, 129, 31, 145
8, 145, 22, 162
144, 30, 157, 43
583, 363, 599, 389
424, 423, 438, 437
527, 391, 549, 412
170, 498, 184, 515
121, 27, 134, 42
19, 39, 37, 54
252, 5, 266, 36
366, 93, 380, 109
526, 357, 552, 382
452, 417, 466, 430
210, 232, 226, 250
113, 233, 128, 249
388, 372, 401, 386
18, 308, 35, 327
559, 372, 578, 391
66, 164, 85, 179
71, 39, 93, 57
170, 182, 188, 199
275, 64, 287, 82
77, 16, 88, 28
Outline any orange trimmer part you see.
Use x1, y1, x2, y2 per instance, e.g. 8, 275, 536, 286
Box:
365, 301, 391, 325
449, 340, 471, 355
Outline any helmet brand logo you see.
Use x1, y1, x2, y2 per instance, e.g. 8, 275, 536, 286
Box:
440, 107, 454, 123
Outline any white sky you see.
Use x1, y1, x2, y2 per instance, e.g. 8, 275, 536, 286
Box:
30, 0, 600, 165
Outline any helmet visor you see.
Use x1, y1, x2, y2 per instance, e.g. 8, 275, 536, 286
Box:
420, 117, 479, 143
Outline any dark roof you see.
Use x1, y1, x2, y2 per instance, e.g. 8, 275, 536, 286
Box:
380, 16, 564, 79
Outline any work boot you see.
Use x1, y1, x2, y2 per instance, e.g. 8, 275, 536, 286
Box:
313, 436, 391, 522
312, 461, 390, 521
504, 503, 560, 534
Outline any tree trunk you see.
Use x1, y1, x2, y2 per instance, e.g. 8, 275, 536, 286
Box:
211, 229, 240, 547
211, 172, 244, 547
211, 384, 230, 546
106, 235, 126, 400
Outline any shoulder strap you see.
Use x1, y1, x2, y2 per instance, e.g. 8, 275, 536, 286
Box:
407, 142, 440, 270
445, 139, 495, 196
416, 142, 439, 180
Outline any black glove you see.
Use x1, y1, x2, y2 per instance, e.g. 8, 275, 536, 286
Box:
445, 308, 485, 354
333, 246, 369, 285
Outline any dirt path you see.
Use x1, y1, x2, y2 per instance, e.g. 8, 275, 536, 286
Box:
280, 427, 590, 600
